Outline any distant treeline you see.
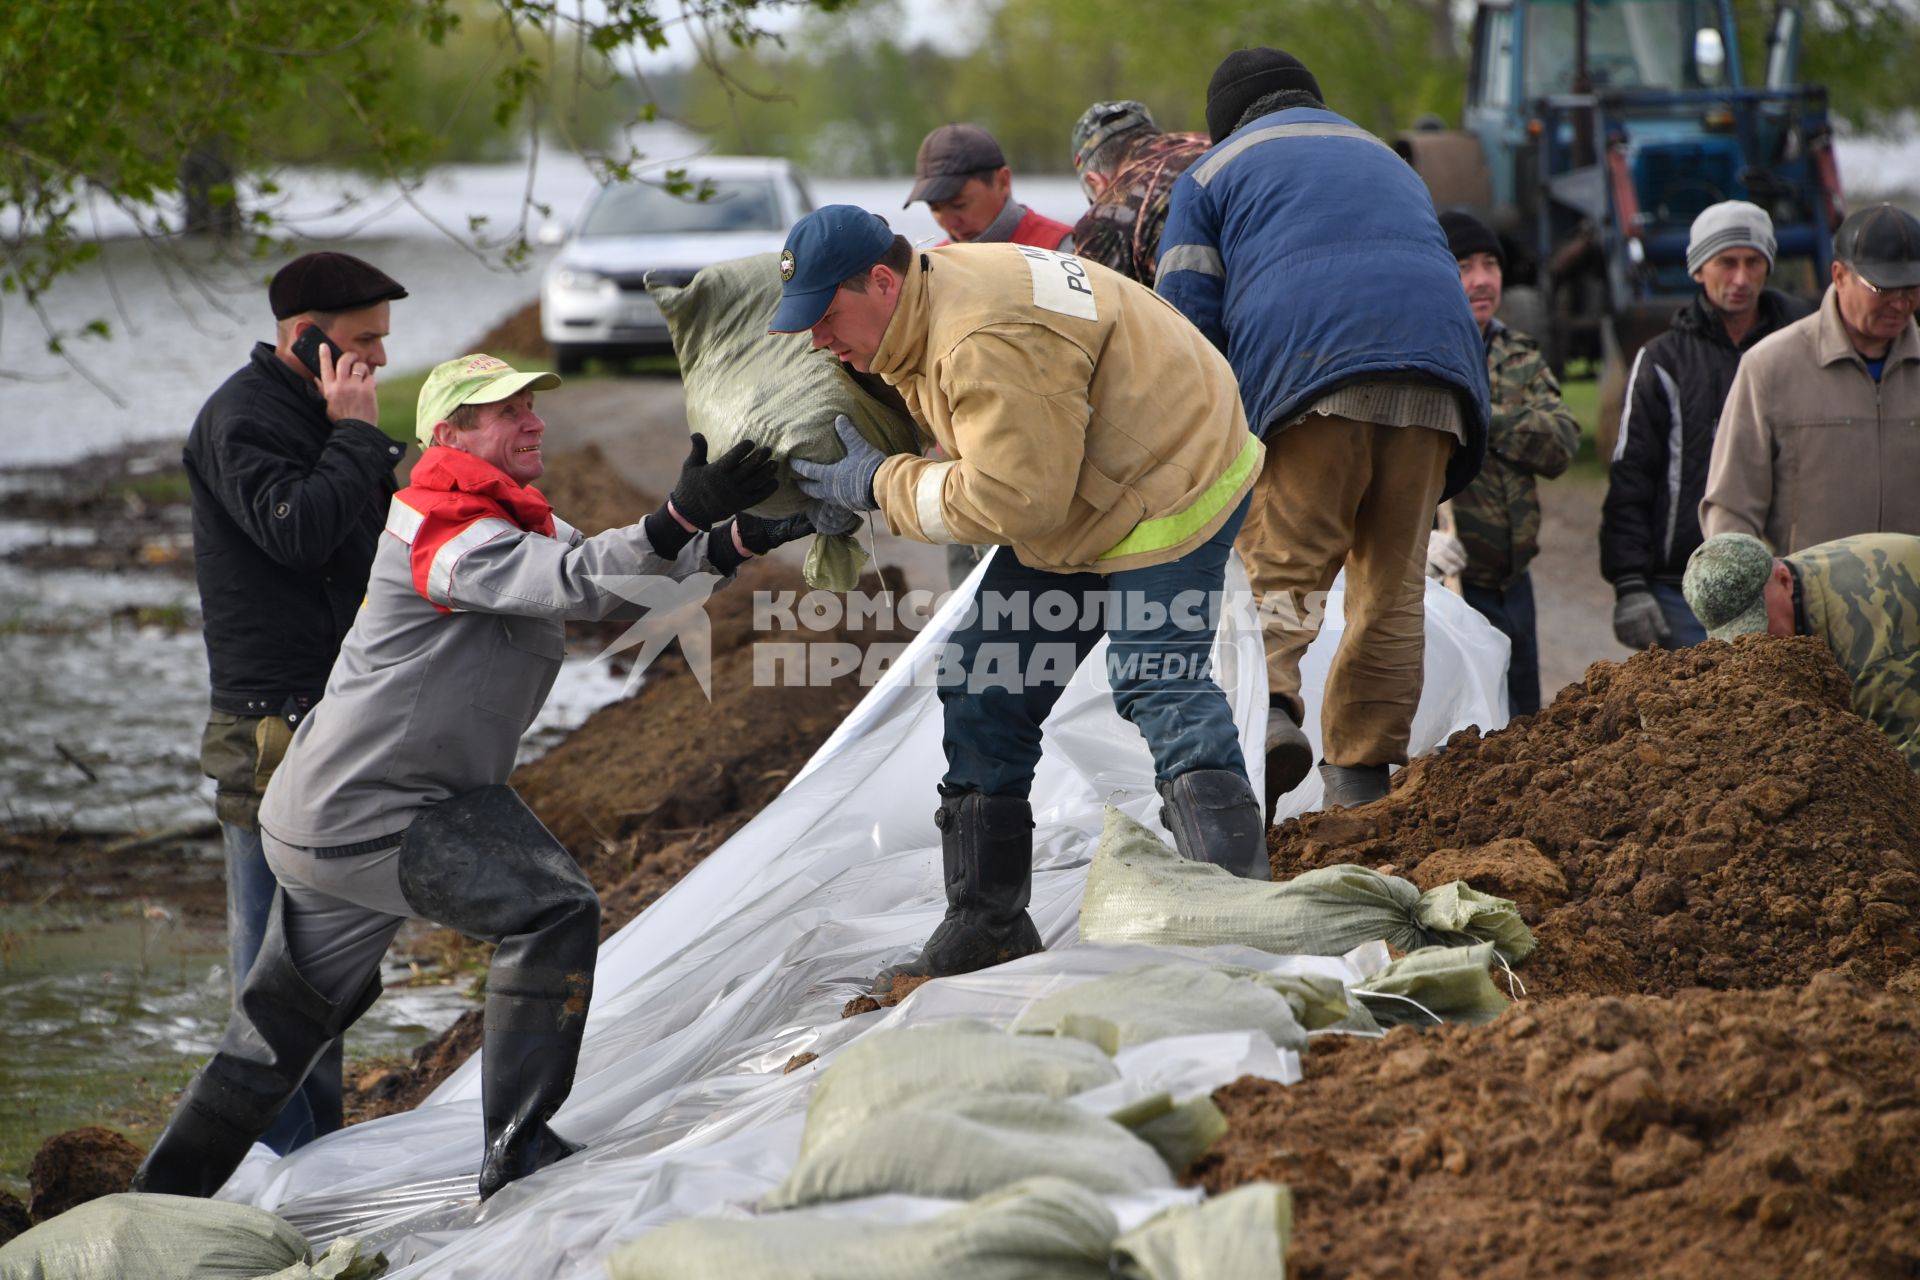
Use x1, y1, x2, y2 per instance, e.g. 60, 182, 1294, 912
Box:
664, 0, 1920, 177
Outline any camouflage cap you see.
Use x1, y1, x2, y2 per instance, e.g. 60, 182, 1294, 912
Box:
1072, 100, 1155, 173
1682, 533, 1775, 640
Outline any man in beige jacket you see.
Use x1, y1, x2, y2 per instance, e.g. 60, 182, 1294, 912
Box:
1700, 203, 1920, 552
770, 204, 1265, 989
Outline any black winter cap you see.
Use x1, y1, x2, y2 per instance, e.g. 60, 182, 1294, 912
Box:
268, 251, 408, 320
1440, 210, 1505, 270
1205, 48, 1323, 143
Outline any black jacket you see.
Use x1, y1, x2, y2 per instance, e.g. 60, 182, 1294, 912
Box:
1600, 289, 1810, 594
185, 343, 405, 713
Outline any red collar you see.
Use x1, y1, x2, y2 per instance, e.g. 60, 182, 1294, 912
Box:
409, 446, 555, 536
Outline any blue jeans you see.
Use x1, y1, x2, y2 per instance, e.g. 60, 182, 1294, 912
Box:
1462, 572, 1541, 717
940, 495, 1252, 798
225, 822, 345, 1154
1648, 581, 1708, 647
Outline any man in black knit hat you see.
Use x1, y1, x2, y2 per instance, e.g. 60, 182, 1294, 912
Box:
179, 250, 409, 1154
1157, 48, 1489, 814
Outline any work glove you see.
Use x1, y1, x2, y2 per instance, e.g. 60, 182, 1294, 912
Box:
734, 511, 815, 556
1425, 529, 1468, 579
806, 499, 862, 537
669, 434, 780, 529
788, 416, 885, 513
1612, 589, 1671, 650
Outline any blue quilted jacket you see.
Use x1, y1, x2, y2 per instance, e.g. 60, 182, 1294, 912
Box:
1156, 106, 1489, 499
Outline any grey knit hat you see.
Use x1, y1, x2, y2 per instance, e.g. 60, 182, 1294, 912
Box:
1682, 533, 1775, 640
1686, 200, 1776, 275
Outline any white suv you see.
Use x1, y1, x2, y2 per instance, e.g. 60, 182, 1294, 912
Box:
540, 156, 814, 371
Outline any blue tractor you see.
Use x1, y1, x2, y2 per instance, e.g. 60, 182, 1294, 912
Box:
1398, 0, 1845, 438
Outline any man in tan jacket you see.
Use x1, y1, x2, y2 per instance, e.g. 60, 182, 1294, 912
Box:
1701, 203, 1920, 552
771, 204, 1265, 989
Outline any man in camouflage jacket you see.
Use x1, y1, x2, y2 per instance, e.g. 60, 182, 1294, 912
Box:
1684, 532, 1920, 770
1069, 101, 1208, 287
1437, 211, 1581, 716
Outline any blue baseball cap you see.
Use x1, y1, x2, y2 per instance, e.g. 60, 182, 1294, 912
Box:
769, 205, 896, 334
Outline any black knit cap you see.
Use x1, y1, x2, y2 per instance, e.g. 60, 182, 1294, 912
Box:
268, 251, 408, 320
1205, 47, 1323, 143
1439, 210, 1505, 270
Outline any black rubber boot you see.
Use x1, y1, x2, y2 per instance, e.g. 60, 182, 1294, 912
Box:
1157, 768, 1270, 881
1318, 762, 1391, 808
1264, 703, 1313, 822
132, 892, 381, 1197
396, 785, 600, 1201
872, 789, 1043, 993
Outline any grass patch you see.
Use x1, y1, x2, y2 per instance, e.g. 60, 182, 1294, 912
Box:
1557, 375, 1610, 481
116, 470, 192, 506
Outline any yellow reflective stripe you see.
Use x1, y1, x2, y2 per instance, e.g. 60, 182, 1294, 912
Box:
1099, 433, 1259, 561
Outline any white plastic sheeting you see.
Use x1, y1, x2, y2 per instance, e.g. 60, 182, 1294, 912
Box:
218, 560, 1507, 1278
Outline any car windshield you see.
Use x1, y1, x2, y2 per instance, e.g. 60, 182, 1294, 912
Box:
1525, 0, 1703, 96
579, 177, 783, 237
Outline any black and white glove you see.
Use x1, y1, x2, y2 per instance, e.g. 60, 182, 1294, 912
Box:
709, 510, 815, 575
806, 499, 862, 537
1611, 588, 1671, 649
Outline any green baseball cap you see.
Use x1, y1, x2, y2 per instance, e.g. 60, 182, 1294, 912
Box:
1682, 533, 1775, 640
414, 353, 561, 448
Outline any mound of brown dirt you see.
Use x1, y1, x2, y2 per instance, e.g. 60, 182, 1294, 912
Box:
1270, 637, 1920, 997
1195, 978, 1920, 1279
27, 1127, 142, 1222
468, 300, 548, 359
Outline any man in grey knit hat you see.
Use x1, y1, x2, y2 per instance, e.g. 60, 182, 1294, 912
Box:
1601, 200, 1808, 649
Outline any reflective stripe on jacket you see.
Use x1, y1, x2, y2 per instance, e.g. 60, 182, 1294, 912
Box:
1602, 290, 1808, 592
260, 448, 726, 847
869, 244, 1261, 575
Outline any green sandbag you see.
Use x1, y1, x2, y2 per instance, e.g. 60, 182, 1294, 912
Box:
649, 254, 922, 590
0, 1193, 310, 1280
762, 1090, 1174, 1211
1113, 1183, 1291, 1280
1106, 1092, 1230, 1177
1010, 964, 1311, 1051
1355, 941, 1512, 1026
607, 1176, 1118, 1280
1080, 808, 1532, 963
799, 1020, 1119, 1157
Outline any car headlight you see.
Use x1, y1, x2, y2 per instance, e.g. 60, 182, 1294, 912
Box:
552, 267, 604, 292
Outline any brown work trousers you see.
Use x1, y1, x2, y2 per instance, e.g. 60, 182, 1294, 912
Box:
1238, 414, 1455, 768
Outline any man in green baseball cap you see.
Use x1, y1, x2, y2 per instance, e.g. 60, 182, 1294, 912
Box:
1684, 531, 1920, 769
133, 352, 814, 1204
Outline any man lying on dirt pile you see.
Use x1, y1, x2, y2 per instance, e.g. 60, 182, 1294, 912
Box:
1684, 531, 1920, 769
771, 204, 1268, 992
133, 355, 812, 1202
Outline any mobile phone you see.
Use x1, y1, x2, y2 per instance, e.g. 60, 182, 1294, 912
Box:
291, 324, 345, 377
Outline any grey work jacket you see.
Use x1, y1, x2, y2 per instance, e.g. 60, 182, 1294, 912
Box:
261, 506, 724, 849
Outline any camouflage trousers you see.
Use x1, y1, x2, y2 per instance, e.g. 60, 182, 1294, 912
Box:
1236, 414, 1453, 768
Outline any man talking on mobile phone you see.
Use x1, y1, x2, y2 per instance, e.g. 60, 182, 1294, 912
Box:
179, 250, 408, 1155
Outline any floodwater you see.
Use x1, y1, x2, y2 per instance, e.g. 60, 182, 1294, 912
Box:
0, 896, 473, 1200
